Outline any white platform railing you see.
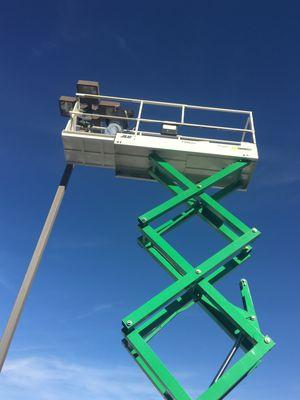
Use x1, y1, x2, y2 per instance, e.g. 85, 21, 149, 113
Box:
65, 93, 256, 145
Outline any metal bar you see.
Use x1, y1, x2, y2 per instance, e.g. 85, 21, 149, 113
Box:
76, 93, 252, 114
200, 280, 264, 343
135, 100, 144, 135
198, 291, 256, 354
150, 153, 195, 189
139, 161, 247, 224
155, 206, 196, 236
203, 250, 251, 286
210, 334, 242, 386
143, 225, 194, 275
200, 193, 251, 234
139, 186, 200, 224
63, 128, 244, 146
142, 244, 183, 280
123, 270, 202, 329
149, 168, 240, 242
149, 160, 245, 242
212, 181, 241, 202
128, 348, 168, 398
71, 110, 253, 134
198, 342, 272, 400
241, 116, 250, 142
70, 100, 80, 130
240, 279, 260, 330
249, 112, 256, 144
200, 207, 239, 241
123, 229, 259, 329
142, 300, 195, 343
127, 330, 192, 400
148, 169, 183, 195
181, 106, 185, 123
144, 245, 254, 347
137, 290, 195, 341
0, 164, 74, 372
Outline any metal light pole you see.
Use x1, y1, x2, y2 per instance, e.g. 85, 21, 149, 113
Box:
0, 164, 73, 371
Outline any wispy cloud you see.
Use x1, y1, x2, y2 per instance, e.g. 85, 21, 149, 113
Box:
53, 236, 112, 250
255, 147, 300, 188
114, 34, 138, 62
75, 303, 112, 320
0, 355, 283, 400
0, 249, 23, 294
256, 173, 300, 187
0, 276, 14, 293
0, 357, 159, 400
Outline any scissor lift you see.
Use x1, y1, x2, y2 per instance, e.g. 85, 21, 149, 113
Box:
0, 81, 274, 399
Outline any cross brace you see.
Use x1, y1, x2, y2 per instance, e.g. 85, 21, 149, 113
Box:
122, 153, 275, 400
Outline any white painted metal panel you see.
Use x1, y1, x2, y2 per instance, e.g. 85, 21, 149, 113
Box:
61, 94, 259, 189
114, 133, 257, 189
62, 131, 115, 168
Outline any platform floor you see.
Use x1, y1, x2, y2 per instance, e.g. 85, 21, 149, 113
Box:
62, 130, 258, 189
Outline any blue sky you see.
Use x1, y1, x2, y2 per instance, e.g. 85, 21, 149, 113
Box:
0, 1, 299, 399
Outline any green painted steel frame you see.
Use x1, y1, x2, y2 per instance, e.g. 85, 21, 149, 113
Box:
122, 153, 274, 400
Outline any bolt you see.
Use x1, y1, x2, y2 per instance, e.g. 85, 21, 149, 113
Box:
250, 315, 256, 321
140, 217, 147, 223
197, 184, 202, 188
241, 279, 247, 286
126, 320, 133, 327
195, 269, 202, 275
264, 336, 271, 344
252, 227, 258, 233
244, 245, 251, 251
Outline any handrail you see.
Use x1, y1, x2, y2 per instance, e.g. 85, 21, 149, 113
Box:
70, 110, 253, 135
70, 95, 256, 143
76, 93, 252, 114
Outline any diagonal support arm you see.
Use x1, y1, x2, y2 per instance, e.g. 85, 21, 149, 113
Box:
240, 278, 260, 330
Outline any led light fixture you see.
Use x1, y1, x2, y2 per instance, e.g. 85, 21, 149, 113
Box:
59, 96, 76, 117
76, 80, 99, 95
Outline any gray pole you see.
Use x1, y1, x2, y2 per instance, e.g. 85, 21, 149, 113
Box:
210, 334, 242, 386
0, 164, 74, 371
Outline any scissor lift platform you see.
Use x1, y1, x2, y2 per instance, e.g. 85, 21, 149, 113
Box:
61, 93, 258, 189
0, 83, 274, 400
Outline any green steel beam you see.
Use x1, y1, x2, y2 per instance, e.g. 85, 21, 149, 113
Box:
142, 224, 194, 275
197, 342, 273, 400
124, 342, 169, 397
141, 243, 183, 280
139, 159, 248, 224
200, 193, 250, 234
122, 154, 274, 400
240, 279, 260, 331
128, 330, 192, 400
150, 152, 196, 190
137, 290, 195, 342
139, 185, 201, 225
123, 229, 259, 330
199, 281, 264, 344
155, 205, 198, 236
148, 163, 245, 242
212, 181, 241, 202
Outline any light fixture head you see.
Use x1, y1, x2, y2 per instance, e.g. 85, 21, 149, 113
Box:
76, 80, 99, 95
59, 96, 76, 117
161, 124, 178, 136
99, 100, 120, 108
